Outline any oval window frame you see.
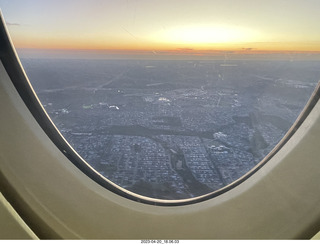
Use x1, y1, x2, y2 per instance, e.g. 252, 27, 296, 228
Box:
1, 12, 320, 239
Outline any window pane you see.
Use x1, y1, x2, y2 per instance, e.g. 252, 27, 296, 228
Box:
20, 57, 320, 199
4, 0, 320, 200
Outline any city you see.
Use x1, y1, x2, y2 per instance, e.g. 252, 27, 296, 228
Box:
22, 58, 320, 199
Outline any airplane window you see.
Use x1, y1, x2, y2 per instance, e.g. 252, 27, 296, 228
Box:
2, 0, 320, 201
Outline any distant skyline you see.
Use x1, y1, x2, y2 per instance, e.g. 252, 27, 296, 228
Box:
1, 0, 320, 55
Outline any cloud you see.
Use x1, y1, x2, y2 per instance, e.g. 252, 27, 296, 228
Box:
242, 47, 254, 51
176, 48, 194, 52
6, 22, 20, 26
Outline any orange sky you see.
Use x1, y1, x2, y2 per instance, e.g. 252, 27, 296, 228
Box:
2, 0, 320, 54
12, 38, 320, 54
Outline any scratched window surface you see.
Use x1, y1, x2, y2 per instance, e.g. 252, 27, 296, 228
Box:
3, 0, 320, 199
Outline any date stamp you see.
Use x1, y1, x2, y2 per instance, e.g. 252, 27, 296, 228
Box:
141, 240, 179, 244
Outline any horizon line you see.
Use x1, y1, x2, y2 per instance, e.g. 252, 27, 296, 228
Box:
16, 47, 320, 54
16, 47, 320, 61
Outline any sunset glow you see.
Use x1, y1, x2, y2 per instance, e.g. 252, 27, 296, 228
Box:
153, 25, 262, 47
1, 0, 320, 55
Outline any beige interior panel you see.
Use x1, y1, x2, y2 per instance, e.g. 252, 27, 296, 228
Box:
1, 57, 320, 239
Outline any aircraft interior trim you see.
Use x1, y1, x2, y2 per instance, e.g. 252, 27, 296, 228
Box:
1, 11, 320, 239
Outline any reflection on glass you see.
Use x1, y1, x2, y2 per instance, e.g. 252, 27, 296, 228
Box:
3, 0, 320, 199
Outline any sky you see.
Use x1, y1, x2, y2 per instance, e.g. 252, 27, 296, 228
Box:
1, 0, 320, 55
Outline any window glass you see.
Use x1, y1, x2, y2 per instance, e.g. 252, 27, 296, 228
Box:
3, 0, 320, 200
